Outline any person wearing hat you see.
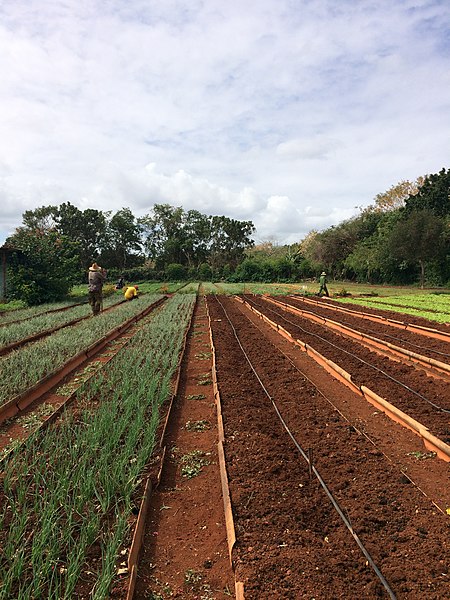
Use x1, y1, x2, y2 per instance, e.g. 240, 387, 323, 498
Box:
124, 285, 139, 300
318, 271, 329, 297
88, 262, 106, 315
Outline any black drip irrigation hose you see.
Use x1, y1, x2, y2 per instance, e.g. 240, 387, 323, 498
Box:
213, 295, 397, 600
289, 297, 450, 361
244, 295, 450, 415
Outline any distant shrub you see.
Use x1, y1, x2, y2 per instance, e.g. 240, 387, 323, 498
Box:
198, 262, 212, 280
165, 263, 187, 280
334, 288, 352, 297
102, 284, 117, 297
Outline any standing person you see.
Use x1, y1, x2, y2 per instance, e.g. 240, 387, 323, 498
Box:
88, 262, 106, 315
124, 285, 139, 300
318, 271, 329, 297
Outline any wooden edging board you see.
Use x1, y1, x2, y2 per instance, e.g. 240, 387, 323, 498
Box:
206, 297, 245, 600
126, 295, 197, 600
289, 295, 450, 343
237, 297, 450, 463
0, 297, 167, 425
265, 296, 450, 381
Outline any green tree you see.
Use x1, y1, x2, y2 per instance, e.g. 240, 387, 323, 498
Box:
302, 224, 356, 277
404, 168, 450, 217
198, 262, 212, 280
210, 216, 255, 270
103, 208, 143, 271
234, 258, 263, 282
6, 228, 80, 304
165, 263, 186, 280
140, 204, 184, 267
55, 202, 109, 268
22, 205, 58, 231
141, 205, 254, 272
344, 238, 381, 283
386, 209, 446, 288
182, 210, 211, 268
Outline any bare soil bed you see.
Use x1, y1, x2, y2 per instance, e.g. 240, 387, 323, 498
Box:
204, 295, 449, 599
243, 295, 450, 443
282, 295, 450, 360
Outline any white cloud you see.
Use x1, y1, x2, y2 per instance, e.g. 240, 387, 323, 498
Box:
1, 0, 449, 245
276, 136, 341, 160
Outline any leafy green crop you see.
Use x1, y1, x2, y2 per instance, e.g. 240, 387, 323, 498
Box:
337, 294, 450, 324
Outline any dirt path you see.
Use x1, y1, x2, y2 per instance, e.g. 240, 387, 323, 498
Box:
134, 297, 234, 599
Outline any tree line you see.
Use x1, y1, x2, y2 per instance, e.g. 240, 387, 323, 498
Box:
4, 166, 449, 304
5, 204, 255, 303
238, 168, 450, 289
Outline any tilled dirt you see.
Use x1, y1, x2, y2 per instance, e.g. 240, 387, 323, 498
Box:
314, 297, 450, 333
207, 295, 449, 599
243, 295, 450, 442
134, 299, 234, 599
280, 295, 450, 361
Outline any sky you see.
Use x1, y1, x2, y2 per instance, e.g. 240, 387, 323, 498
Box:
1, 0, 449, 246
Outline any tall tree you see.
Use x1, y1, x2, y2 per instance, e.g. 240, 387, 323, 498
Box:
6, 228, 80, 304
22, 205, 58, 231
373, 177, 424, 212
141, 205, 255, 272
103, 208, 143, 270
181, 210, 211, 268
404, 168, 450, 217
386, 209, 446, 288
140, 204, 184, 267
55, 202, 109, 268
210, 216, 255, 270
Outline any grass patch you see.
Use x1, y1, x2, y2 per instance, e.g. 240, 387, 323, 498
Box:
186, 394, 206, 400
16, 403, 55, 430
195, 352, 212, 360
180, 450, 210, 478
185, 420, 211, 432
407, 451, 437, 460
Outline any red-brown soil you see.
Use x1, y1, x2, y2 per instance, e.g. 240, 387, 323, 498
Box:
207, 295, 449, 599
134, 298, 234, 599
132, 294, 449, 599
283, 295, 450, 360
243, 295, 450, 442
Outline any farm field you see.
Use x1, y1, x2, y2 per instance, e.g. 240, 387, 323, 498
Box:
64, 279, 450, 304
0, 288, 449, 598
337, 293, 450, 324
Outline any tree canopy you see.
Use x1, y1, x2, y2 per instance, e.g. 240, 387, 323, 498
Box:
4, 165, 450, 302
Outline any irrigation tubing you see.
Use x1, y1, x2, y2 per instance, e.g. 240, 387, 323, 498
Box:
213, 295, 397, 600
289, 298, 450, 361
245, 295, 450, 415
